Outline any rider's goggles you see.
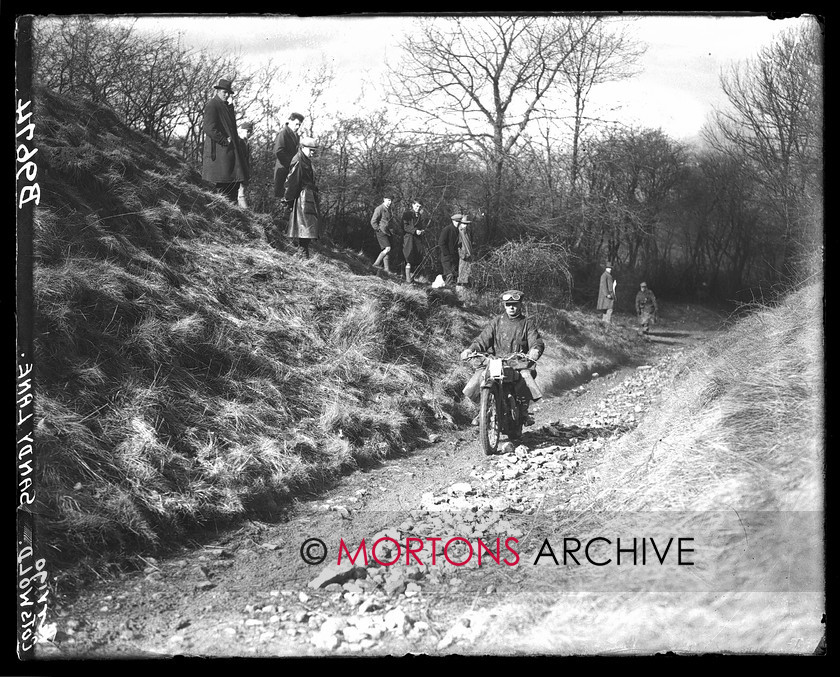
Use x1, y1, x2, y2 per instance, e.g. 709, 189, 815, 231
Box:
502, 292, 523, 302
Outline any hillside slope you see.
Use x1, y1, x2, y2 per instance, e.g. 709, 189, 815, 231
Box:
30, 87, 643, 570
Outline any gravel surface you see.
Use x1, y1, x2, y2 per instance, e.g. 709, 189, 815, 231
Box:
39, 313, 719, 657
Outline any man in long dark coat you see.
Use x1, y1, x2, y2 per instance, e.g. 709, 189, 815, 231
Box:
201, 78, 249, 204
280, 136, 321, 258
273, 112, 304, 198
402, 199, 427, 282
597, 262, 616, 323
438, 213, 461, 286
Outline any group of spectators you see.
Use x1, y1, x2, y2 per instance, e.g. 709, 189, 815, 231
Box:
368, 197, 474, 293
200, 77, 320, 257
200, 76, 478, 278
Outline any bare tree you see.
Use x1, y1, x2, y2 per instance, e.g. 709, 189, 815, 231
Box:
387, 15, 593, 239
33, 17, 137, 103
558, 16, 647, 190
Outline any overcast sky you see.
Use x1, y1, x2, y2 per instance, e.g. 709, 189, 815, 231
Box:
126, 13, 815, 142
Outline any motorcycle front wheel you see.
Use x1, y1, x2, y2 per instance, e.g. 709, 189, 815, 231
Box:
507, 392, 523, 440
479, 387, 500, 455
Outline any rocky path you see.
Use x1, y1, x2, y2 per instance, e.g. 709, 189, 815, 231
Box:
40, 315, 717, 657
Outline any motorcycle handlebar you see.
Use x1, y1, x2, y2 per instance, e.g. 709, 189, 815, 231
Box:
462, 351, 531, 362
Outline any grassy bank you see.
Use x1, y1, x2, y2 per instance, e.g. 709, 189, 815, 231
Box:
31, 87, 641, 575
587, 280, 823, 513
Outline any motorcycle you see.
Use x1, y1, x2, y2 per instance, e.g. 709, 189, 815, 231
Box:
463, 352, 534, 456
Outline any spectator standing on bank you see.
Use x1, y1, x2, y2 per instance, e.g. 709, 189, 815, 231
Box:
597, 262, 616, 323
455, 214, 474, 296
371, 196, 395, 273
635, 281, 659, 335
280, 136, 321, 258
389, 203, 407, 279
402, 199, 426, 282
201, 78, 249, 204
438, 213, 461, 286
237, 120, 254, 209
273, 113, 304, 199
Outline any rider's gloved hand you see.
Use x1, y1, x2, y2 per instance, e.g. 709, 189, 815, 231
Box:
527, 348, 540, 362
460, 348, 471, 360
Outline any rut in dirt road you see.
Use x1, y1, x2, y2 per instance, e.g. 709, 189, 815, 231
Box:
47, 339, 692, 657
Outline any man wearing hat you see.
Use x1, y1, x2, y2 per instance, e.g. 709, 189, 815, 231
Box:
201, 78, 250, 204
402, 199, 427, 282
455, 214, 474, 295
280, 136, 321, 258
438, 213, 462, 286
460, 289, 545, 427
274, 112, 304, 199
597, 261, 616, 323
635, 281, 659, 335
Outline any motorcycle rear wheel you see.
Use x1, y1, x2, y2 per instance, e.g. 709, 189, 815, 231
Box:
479, 387, 500, 455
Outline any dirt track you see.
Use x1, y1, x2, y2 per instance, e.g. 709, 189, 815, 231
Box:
39, 307, 723, 657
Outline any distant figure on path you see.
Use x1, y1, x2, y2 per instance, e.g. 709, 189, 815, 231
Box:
402, 199, 427, 282
237, 120, 254, 209
370, 196, 395, 273
438, 213, 461, 286
201, 78, 249, 204
281, 136, 321, 258
635, 281, 659, 334
597, 262, 616, 323
274, 112, 304, 198
455, 214, 474, 296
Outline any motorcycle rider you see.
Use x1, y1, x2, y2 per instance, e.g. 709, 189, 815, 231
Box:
460, 289, 545, 426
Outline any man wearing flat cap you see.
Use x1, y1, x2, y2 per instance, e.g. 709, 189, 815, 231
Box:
635, 281, 659, 335
201, 77, 250, 204
597, 261, 616, 323
438, 213, 462, 286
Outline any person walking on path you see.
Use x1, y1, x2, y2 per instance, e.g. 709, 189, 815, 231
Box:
402, 199, 427, 282
273, 112, 304, 199
455, 214, 474, 296
597, 262, 616, 323
280, 136, 321, 258
438, 213, 461, 286
635, 281, 659, 335
201, 77, 249, 204
370, 196, 395, 273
